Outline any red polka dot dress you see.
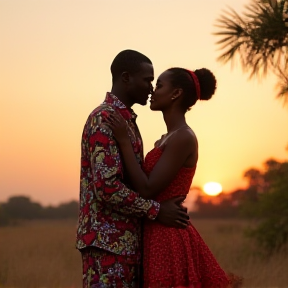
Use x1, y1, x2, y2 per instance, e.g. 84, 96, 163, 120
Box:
142, 147, 234, 288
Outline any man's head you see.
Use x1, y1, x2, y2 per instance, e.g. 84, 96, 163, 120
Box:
110, 50, 154, 106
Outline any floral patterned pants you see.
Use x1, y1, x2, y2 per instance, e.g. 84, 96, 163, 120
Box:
81, 247, 140, 288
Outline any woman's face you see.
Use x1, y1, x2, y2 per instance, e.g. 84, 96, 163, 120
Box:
150, 70, 176, 111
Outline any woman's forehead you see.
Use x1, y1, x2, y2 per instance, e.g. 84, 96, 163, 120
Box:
157, 70, 172, 82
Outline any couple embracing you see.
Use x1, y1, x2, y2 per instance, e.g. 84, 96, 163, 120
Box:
76, 50, 242, 288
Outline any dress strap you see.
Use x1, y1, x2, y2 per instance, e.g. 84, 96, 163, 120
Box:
156, 125, 190, 148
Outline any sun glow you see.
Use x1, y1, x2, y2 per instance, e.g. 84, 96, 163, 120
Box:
203, 182, 222, 196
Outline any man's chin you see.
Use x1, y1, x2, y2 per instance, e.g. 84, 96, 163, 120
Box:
139, 99, 148, 106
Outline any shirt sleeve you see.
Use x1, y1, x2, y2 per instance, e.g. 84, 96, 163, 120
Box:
85, 113, 160, 220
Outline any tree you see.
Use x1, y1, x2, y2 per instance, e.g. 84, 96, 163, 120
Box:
0, 196, 79, 224
190, 192, 242, 218
0, 204, 10, 226
241, 159, 288, 253
43, 201, 78, 219
215, 0, 288, 103
3, 196, 43, 220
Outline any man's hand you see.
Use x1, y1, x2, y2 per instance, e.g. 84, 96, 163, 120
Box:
156, 196, 190, 228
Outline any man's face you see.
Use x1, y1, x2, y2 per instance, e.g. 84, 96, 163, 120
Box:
127, 62, 154, 106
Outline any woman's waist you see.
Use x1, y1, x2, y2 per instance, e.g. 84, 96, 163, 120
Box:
155, 192, 188, 202
144, 219, 192, 230
143, 221, 195, 243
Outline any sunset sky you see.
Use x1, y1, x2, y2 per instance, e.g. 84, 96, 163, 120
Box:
1, 0, 288, 205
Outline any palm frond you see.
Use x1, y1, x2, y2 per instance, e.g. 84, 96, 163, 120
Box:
215, 0, 288, 77
214, 0, 288, 105
275, 66, 288, 105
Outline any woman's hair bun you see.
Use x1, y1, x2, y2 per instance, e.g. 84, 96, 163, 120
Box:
194, 68, 217, 101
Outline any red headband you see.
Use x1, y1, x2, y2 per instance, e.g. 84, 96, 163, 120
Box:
187, 70, 201, 100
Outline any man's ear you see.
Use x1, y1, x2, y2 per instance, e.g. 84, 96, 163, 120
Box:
121, 71, 130, 84
171, 88, 183, 100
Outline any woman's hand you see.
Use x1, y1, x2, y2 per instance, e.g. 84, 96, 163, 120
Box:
106, 112, 130, 144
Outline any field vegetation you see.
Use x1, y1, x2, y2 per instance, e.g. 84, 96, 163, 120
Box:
0, 219, 288, 288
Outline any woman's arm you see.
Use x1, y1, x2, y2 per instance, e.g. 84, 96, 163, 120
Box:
107, 113, 196, 199
106, 113, 151, 197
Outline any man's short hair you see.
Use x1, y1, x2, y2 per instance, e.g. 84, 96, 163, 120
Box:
110, 50, 152, 82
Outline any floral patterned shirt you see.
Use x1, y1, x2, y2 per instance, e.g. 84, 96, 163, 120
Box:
76, 92, 160, 258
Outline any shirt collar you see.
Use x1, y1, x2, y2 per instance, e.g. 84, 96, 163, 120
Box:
104, 92, 137, 121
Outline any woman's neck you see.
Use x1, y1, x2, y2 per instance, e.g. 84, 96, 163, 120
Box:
162, 109, 187, 133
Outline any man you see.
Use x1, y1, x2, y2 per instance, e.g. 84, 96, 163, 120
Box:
76, 50, 189, 288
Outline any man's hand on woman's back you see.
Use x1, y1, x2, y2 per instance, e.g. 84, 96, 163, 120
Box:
156, 196, 190, 228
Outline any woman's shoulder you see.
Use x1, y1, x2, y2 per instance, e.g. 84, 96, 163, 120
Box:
156, 126, 197, 150
172, 127, 197, 147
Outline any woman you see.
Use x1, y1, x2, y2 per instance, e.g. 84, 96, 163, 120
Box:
107, 67, 241, 288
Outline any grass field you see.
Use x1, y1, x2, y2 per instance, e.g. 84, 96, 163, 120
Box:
0, 219, 287, 288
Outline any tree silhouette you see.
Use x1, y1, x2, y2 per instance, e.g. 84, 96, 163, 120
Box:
0, 204, 9, 226
215, 0, 288, 103
0, 196, 78, 226
3, 196, 43, 220
242, 159, 288, 253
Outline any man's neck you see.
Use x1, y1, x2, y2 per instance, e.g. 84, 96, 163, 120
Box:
111, 87, 133, 109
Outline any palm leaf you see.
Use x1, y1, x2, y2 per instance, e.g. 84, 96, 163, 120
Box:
214, 0, 288, 104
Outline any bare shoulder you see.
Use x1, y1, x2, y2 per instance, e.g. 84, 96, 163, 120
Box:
162, 127, 197, 155
173, 127, 197, 147
170, 127, 198, 166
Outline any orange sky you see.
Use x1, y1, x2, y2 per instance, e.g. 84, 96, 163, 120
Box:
1, 0, 288, 205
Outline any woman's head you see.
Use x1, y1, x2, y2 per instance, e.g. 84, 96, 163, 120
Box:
150, 67, 217, 112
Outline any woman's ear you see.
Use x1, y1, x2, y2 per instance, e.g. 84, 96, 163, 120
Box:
171, 88, 183, 100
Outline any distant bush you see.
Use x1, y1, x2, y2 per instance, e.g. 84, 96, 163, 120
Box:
242, 160, 288, 253
0, 205, 10, 226
0, 196, 79, 226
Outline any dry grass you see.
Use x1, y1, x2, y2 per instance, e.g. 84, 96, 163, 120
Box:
0, 220, 82, 288
192, 219, 288, 288
0, 219, 287, 288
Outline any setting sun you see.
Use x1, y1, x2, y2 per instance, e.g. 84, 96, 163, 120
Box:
203, 182, 222, 196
